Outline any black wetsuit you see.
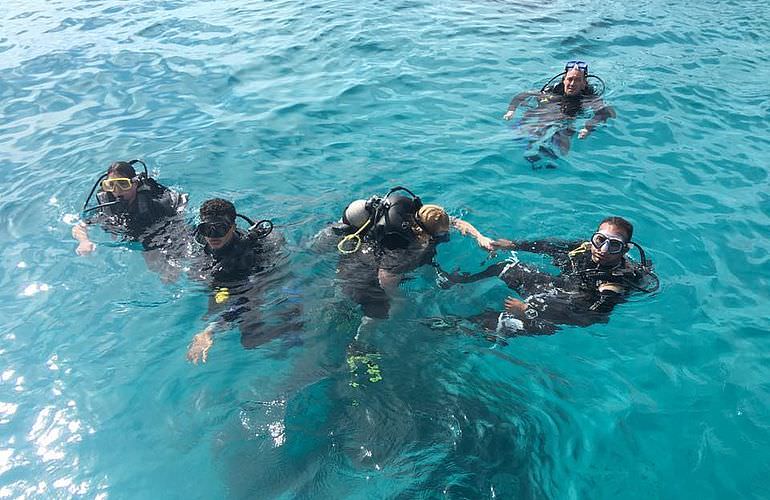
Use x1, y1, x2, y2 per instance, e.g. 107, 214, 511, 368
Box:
450, 239, 643, 336
91, 179, 187, 249
191, 230, 297, 348
507, 83, 615, 168
324, 223, 437, 319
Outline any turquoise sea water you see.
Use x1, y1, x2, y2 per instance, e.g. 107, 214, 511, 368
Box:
2, 0, 770, 497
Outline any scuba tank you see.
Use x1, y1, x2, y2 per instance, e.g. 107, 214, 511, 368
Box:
338, 186, 423, 254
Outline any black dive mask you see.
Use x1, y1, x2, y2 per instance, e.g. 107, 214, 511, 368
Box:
196, 218, 234, 239
194, 213, 273, 246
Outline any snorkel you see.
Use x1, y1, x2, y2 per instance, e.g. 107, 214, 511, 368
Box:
81, 159, 149, 216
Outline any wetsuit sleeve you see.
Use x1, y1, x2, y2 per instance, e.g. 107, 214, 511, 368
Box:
501, 239, 581, 260
583, 99, 616, 132
507, 91, 539, 112
444, 261, 507, 284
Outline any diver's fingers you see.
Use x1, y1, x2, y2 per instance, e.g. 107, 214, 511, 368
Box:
186, 343, 200, 364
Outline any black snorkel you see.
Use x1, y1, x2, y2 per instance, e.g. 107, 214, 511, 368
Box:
81, 159, 149, 216
625, 241, 660, 293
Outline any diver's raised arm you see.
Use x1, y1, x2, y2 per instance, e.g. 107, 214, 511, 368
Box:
451, 217, 494, 250
492, 239, 579, 260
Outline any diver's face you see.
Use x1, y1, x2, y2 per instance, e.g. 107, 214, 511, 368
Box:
563, 69, 587, 96
204, 223, 235, 250
590, 223, 628, 266
108, 173, 138, 203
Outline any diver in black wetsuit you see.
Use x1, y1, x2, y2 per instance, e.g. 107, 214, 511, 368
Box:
73, 159, 188, 255
314, 187, 494, 322
503, 61, 616, 169
186, 198, 297, 364
442, 216, 658, 337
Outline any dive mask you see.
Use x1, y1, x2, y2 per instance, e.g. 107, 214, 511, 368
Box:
591, 232, 627, 254
101, 177, 134, 192
565, 60, 588, 75
196, 218, 234, 239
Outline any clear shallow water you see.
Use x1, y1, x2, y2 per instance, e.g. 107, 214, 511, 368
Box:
2, 0, 770, 497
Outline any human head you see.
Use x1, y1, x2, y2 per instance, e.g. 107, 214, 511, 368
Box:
562, 67, 588, 96
105, 161, 138, 203
590, 216, 633, 266
199, 198, 237, 250
416, 204, 450, 241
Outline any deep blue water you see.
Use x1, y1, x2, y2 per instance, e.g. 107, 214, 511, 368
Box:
2, 0, 770, 497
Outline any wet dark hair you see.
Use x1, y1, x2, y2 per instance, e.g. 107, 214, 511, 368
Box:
200, 198, 236, 223
106, 161, 137, 178
598, 216, 633, 242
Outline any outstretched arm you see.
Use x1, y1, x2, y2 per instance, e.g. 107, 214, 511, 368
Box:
492, 239, 578, 260
451, 217, 494, 250
579, 100, 616, 138
503, 91, 539, 120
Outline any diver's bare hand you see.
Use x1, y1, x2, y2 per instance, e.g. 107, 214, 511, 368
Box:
491, 238, 516, 250
76, 241, 96, 255
578, 127, 589, 139
503, 110, 514, 120
504, 296, 527, 316
476, 235, 495, 251
187, 331, 213, 364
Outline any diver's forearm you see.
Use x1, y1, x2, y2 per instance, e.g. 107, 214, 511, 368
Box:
446, 262, 506, 284
585, 105, 616, 131
507, 91, 535, 111
72, 222, 90, 242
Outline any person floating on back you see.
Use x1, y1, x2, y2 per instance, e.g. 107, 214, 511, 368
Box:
503, 61, 616, 169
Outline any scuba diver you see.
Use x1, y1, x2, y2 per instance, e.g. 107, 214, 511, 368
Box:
503, 60, 616, 169
186, 198, 299, 364
314, 186, 495, 322
437, 216, 659, 337
72, 159, 188, 255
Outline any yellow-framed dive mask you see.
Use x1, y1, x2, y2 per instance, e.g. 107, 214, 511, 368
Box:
101, 177, 133, 192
